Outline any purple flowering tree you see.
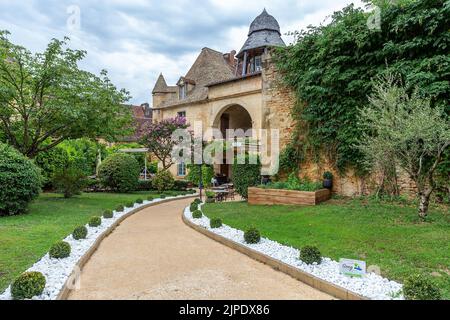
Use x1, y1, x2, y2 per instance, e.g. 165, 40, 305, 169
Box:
140, 117, 189, 171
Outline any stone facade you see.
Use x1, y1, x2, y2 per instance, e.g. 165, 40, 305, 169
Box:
150, 10, 418, 197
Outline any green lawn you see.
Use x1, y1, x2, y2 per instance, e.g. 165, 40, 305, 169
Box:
203, 199, 450, 299
0, 191, 177, 292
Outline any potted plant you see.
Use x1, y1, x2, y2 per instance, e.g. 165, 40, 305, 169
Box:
323, 171, 333, 189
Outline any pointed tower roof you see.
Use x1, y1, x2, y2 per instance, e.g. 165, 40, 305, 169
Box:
152, 73, 169, 94
237, 9, 285, 58
248, 8, 281, 36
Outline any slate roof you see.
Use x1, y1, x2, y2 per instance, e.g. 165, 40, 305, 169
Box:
237, 9, 285, 58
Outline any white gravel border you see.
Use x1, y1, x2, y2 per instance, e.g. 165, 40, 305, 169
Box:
185, 203, 404, 300
0, 194, 197, 301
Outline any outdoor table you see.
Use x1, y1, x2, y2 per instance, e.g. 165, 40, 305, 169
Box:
213, 190, 229, 202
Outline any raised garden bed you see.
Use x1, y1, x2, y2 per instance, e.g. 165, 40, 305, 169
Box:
248, 187, 331, 206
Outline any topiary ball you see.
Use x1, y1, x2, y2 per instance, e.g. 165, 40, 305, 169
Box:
89, 216, 102, 227
210, 218, 223, 229
103, 210, 113, 219
159, 195, 166, 199
147, 196, 154, 201
190, 203, 198, 212
136, 199, 143, 204
0, 143, 41, 216
49, 241, 71, 259
11, 271, 46, 300
73, 226, 88, 240
193, 198, 202, 205
206, 198, 216, 204
403, 274, 441, 300
115, 205, 124, 212
126, 202, 135, 208
244, 227, 261, 244
300, 246, 322, 265
192, 210, 203, 219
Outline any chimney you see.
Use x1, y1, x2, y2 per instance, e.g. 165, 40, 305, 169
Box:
141, 103, 152, 118
224, 50, 237, 68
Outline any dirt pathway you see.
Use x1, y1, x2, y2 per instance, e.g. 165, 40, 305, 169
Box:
68, 198, 332, 300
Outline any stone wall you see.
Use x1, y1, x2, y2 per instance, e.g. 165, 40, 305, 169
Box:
262, 54, 418, 197
261, 54, 295, 147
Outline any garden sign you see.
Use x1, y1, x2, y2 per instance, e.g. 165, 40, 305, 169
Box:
339, 259, 366, 278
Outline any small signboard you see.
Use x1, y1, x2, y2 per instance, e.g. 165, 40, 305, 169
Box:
339, 259, 366, 278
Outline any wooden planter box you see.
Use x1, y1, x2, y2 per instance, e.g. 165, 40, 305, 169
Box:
248, 187, 331, 206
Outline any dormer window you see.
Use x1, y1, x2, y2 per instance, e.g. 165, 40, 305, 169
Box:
177, 77, 195, 100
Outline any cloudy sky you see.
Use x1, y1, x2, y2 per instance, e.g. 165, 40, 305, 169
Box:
0, 0, 365, 105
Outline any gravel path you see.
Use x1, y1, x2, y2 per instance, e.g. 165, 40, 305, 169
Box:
68, 198, 332, 300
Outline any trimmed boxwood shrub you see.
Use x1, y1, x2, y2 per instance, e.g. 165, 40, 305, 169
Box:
126, 202, 135, 208
403, 274, 441, 300
49, 241, 71, 259
193, 198, 202, 205
206, 198, 216, 204
11, 271, 46, 300
103, 210, 113, 219
73, 226, 88, 240
190, 203, 199, 212
152, 170, 175, 192
232, 156, 261, 199
159, 194, 166, 199
210, 218, 223, 229
147, 196, 154, 201
0, 143, 41, 216
136, 198, 144, 204
192, 210, 203, 219
98, 153, 140, 193
244, 227, 261, 244
89, 216, 102, 227
300, 246, 322, 265
115, 205, 124, 212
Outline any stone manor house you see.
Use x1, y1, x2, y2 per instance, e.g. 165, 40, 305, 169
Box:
150, 9, 415, 196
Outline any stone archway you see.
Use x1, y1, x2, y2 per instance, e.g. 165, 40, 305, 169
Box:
212, 104, 254, 181
212, 104, 253, 138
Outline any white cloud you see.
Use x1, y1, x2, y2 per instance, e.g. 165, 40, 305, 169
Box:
0, 0, 366, 104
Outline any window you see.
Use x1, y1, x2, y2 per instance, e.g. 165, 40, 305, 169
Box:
177, 162, 186, 177
254, 56, 262, 72
177, 111, 186, 118
179, 84, 187, 99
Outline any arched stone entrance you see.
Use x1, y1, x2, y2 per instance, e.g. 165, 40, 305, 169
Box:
212, 104, 254, 182
213, 104, 253, 137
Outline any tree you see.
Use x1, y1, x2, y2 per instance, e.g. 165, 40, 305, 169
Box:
0, 31, 132, 158
140, 116, 188, 171
359, 75, 450, 219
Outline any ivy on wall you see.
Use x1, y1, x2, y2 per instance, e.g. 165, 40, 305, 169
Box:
275, 0, 450, 173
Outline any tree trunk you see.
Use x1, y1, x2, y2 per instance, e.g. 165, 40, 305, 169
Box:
418, 191, 431, 220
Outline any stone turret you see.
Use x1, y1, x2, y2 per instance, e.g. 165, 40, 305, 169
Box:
152, 73, 177, 109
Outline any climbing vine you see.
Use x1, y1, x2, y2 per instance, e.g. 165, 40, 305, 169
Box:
274, 0, 450, 173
